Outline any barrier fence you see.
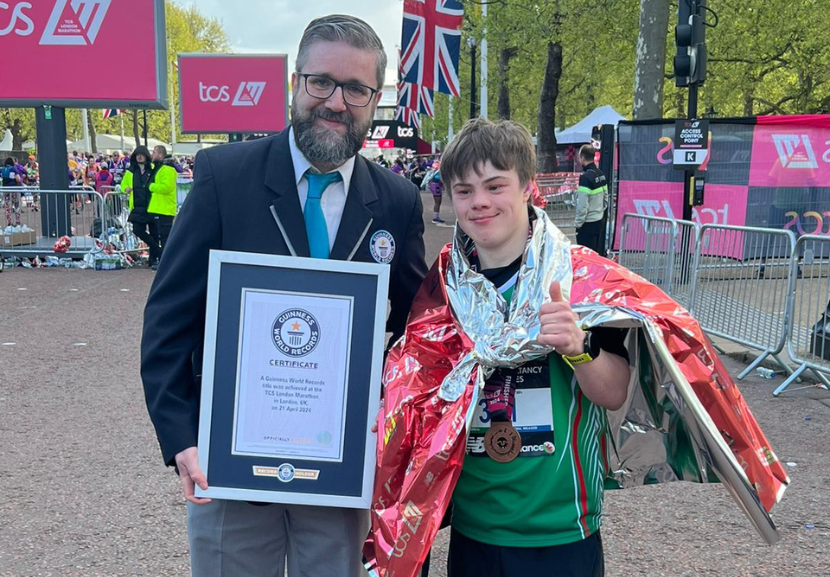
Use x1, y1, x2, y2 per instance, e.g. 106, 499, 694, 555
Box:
0, 182, 182, 262
617, 214, 830, 394
539, 172, 580, 239
670, 220, 699, 311
689, 224, 796, 380
618, 214, 678, 293
101, 188, 144, 255
778, 235, 830, 395
1, 187, 105, 258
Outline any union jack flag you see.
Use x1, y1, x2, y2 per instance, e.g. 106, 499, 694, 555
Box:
396, 80, 434, 117
400, 0, 464, 97
395, 106, 421, 130
102, 108, 122, 119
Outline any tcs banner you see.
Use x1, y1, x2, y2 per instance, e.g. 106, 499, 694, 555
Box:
178, 54, 289, 134
615, 116, 830, 252
0, 0, 167, 108
362, 121, 418, 150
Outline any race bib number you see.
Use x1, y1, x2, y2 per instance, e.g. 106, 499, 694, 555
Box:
467, 359, 556, 458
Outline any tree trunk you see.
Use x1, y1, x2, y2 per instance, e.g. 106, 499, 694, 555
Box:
87, 112, 98, 154
536, 41, 562, 173
10, 117, 24, 150
2, 109, 22, 150
743, 93, 754, 117
132, 110, 140, 148
675, 91, 685, 118
586, 79, 596, 115
497, 47, 516, 120
632, 0, 670, 119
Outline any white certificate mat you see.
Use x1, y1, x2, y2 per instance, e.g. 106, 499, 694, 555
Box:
232, 288, 354, 462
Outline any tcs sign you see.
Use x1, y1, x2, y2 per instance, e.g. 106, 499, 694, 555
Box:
0, 2, 34, 36
178, 54, 288, 133
198, 81, 267, 106
364, 121, 418, 150
0, 0, 112, 44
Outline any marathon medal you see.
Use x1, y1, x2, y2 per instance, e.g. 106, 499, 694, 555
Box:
483, 422, 521, 462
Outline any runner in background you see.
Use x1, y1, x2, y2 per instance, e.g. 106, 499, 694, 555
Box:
428, 160, 445, 224
2, 157, 22, 227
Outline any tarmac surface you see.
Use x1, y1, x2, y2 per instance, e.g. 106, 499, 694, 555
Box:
1, 190, 829, 576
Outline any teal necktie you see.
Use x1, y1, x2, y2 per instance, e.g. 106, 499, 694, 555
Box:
304, 170, 342, 259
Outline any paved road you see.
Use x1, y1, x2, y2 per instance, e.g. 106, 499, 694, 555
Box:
1, 190, 828, 576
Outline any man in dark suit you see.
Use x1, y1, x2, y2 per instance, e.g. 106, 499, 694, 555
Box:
141, 15, 427, 577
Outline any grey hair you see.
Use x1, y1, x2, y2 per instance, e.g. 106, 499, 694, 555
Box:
296, 14, 387, 89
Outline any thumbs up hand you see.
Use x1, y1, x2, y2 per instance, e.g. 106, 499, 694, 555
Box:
538, 281, 585, 356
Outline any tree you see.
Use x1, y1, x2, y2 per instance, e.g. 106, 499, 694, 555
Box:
132, 111, 141, 147
497, 47, 517, 119
537, 41, 562, 171
0, 108, 36, 150
632, 0, 670, 119
87, 112, 98, 154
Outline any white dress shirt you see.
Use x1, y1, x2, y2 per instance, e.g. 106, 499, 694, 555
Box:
289, 127, 356, 250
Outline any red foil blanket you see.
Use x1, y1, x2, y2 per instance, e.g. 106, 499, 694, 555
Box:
364, 245, 789, 577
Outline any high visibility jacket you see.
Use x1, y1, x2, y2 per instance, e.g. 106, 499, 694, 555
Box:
124, 163, 177, 217
575, 163, 608, 229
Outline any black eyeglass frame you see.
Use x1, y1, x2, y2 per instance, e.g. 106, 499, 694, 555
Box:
297, 73, 379, 108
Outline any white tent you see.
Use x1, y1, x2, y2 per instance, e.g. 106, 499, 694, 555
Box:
556, 105, 626, 144
66, 133, 170, 154
173, 140, 224, 156
0, 129, 13, 151
23, 139, 73, 150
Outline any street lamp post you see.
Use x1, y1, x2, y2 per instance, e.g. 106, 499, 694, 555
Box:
468, 37, 478, 119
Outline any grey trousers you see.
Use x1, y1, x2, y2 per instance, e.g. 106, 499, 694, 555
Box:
187, 500, 370, 577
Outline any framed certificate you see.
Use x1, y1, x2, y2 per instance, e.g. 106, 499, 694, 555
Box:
195, 250, 390, 508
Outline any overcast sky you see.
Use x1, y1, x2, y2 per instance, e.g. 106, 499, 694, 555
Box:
185, 0, 404, 85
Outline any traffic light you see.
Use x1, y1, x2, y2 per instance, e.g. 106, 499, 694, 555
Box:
674, 0, 707, 87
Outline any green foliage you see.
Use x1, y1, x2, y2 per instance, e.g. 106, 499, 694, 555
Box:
701, 0, 830, 116
0, 0, 231, 150
420, 0, 830, 148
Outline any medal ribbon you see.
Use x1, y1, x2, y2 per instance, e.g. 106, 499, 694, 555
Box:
483, 369, 515, 422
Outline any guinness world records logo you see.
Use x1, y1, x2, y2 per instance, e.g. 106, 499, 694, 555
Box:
370, 230, 395, 264
277, 463, 295, 482
272, 308, 320, 357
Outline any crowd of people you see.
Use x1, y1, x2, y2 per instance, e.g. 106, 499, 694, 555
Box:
1, 145, 193, 267
66, 149, 194, 192
375, 154, 447, 223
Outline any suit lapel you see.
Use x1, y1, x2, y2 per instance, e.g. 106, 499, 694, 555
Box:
330, 156, 377, 261
265, 130, 310, 257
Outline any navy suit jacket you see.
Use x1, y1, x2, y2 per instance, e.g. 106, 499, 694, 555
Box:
141, 130, 427, 466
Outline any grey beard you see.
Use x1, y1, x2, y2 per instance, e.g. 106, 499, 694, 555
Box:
292, 106, 369, 168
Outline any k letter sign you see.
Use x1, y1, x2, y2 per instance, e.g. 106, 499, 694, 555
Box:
178, 54, 289, 134
0, 0, 167, 108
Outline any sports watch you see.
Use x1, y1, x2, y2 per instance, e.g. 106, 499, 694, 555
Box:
562, 330, 601, 368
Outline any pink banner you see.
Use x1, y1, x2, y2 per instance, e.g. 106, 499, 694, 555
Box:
0, 0, 165, 107
179, 54, 289, 134
749, 125, 830, 187
615, 181, 748, 259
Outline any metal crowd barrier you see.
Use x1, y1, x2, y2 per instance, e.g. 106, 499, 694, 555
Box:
538, 172, 579, 239
670, 220, 700, 311
617, 214, 679, 293
0, 187, 105, 258
101, 188, 145, 255
777, 235, 830, 396
688, 224, 797, 380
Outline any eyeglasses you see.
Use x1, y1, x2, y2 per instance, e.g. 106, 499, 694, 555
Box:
298, 73, 378, 108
